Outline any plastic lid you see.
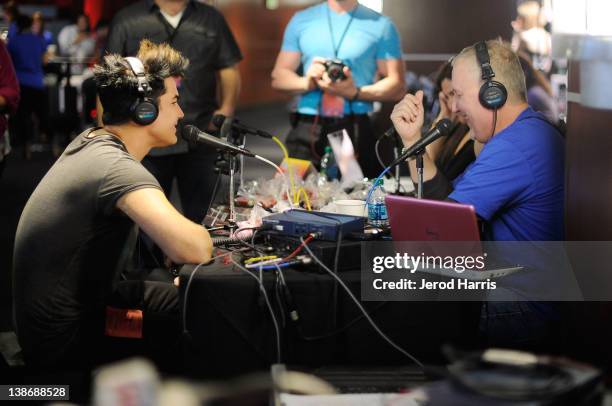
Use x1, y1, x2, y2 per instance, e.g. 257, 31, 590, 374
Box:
324, 146, 332, 153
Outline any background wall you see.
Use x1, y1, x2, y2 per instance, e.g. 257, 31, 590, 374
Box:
220, 3, 304, 106
565, 61, 612, 241
385, 0, 517, 76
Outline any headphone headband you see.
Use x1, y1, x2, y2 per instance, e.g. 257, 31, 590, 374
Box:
474, 41, 507, 110
124, 56, 151, 95
123, 56, 158, 125
475, 41, 495, 81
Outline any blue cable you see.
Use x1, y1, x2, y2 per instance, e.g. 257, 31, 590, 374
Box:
249, 260, 302, 271
365, 165, 393, 206
256, 262, 298, 271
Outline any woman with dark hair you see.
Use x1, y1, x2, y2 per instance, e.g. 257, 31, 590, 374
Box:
7, 14, 47, 159
417, 60, 482, 197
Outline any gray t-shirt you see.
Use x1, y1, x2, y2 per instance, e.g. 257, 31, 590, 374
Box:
13, 128, 161, 366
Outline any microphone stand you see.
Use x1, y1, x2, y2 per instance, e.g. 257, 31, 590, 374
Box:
392, 132, 403, 194
209, 128, 243, 231
415, 149, 425, 199
226, 127, 248, 231
228, 152, 237, 228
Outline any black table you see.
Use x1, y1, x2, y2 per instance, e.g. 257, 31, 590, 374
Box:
179, 253, 481, 378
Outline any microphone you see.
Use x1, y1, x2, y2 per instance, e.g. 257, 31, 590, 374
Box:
389, 118, 453, 167
182, 125, 255, 157
212, 114, 274, 139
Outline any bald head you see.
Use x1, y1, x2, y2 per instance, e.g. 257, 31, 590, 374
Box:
453, 40, 527, 105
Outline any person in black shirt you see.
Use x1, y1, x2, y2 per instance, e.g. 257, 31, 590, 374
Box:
105, 0, 242, 223
13, 40, 213, 370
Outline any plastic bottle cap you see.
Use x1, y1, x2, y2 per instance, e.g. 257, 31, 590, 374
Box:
324, 146, 332, 153
375, 178, 384, 186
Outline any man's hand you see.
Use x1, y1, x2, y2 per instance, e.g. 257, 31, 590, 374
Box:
390, 90, 425, 146
303, 57, 326, 91
316, 66, 358, 99
208, 108, 234, 131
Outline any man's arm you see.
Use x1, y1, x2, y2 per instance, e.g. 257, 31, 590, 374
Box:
360, 58, 406, 101
271, 51, 324, 95
117, 188, 213, 265
213, 64, 241, 118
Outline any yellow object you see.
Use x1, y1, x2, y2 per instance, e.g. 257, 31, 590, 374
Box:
272, 136, 297, 202
245, 255, 278, 264
295, 187, 312, 211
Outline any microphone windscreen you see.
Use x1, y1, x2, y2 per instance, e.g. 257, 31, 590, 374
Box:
181, 124, 199, 143
437, 118, 453, 136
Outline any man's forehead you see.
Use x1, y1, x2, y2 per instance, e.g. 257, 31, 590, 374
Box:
163, 77, 180, 95
452, 58, 479, 88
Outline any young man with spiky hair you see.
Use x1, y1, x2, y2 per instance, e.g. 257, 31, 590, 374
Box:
13, 40, 212, 370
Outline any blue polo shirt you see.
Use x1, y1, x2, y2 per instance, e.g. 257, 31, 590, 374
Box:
449, 107, 565, 241
281, 3, 402, 115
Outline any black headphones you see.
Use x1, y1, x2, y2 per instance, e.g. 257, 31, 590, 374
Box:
124, 56, 159, 125
475, 41, 507, 110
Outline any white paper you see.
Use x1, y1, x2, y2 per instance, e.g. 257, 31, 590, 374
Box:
326, 129, 364, 188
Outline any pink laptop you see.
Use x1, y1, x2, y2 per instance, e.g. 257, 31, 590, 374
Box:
385, 195, 480, 241
385, 195, 523, 278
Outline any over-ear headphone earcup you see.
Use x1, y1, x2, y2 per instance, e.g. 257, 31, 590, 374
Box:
479, 80, 507, 110
130, 98, 158, 126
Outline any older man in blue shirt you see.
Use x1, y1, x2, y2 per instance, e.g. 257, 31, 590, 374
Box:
391, 40, 565, 349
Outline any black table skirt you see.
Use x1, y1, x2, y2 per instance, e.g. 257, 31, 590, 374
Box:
179, 258, 481, 378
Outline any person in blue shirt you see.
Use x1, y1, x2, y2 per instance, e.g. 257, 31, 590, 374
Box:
390, 40, 565, 349
7, 14, 48, 160
271, 0, 405, 178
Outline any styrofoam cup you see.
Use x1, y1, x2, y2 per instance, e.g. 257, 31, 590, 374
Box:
335, 199, 366, 217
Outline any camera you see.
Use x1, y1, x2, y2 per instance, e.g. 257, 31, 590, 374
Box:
323, 59, 347, 82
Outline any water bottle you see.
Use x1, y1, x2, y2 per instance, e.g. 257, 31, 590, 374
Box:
319, 146, 339, 181
368, 179, 389, 227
